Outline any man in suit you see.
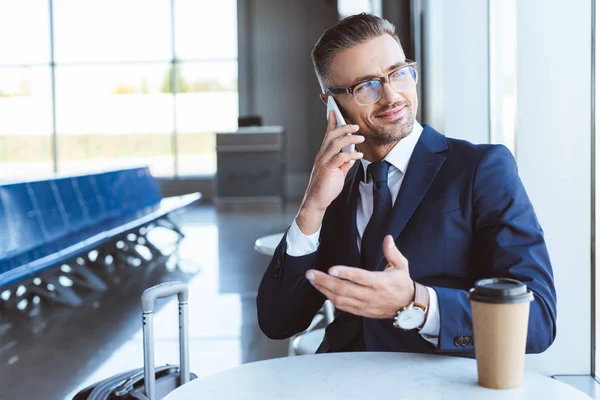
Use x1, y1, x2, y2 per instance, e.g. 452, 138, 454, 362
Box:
257, 13, 556, 354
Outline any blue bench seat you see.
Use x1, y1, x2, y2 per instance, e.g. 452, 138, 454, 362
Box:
0, 167, 200, 289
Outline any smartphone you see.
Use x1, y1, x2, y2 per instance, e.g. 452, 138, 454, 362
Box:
326, 96, 355, 153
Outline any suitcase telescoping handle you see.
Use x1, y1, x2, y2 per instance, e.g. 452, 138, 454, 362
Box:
141, 282, 190, 400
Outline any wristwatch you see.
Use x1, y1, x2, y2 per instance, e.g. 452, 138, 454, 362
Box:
393, 282, 429, 330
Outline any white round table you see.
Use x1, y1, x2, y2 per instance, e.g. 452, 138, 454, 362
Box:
254, 233, 284, 256
164, 352, 590, 400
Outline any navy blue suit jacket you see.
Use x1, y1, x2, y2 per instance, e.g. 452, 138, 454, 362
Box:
257, 125, 557, 355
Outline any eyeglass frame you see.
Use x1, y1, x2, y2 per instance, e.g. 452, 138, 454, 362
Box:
324, 60, 419, 106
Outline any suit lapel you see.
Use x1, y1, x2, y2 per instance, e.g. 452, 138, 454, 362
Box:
339, 162, 362, 268
373, 125, 448, 271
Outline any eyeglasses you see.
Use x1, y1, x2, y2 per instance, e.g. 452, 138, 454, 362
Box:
325, 60, 419, 106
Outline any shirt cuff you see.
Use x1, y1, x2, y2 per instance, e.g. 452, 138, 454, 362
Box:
285, 218, 321, 256
419, 286, 440, 348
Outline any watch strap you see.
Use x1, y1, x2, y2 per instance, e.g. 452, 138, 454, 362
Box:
414, 282, 428, 311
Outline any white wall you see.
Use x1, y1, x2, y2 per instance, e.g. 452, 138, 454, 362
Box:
422, 0, 489, 144
517, 0, 592, 375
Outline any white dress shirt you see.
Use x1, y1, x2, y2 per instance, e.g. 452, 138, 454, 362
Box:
286, 121, 441, 347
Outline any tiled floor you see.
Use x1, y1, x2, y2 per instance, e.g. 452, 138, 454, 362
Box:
0, 204, 298, 400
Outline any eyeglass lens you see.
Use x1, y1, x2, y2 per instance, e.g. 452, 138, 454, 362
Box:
353, 65, 418, 106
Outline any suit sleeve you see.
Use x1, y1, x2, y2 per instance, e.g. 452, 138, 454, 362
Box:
256, 217, 333, 340
433, 145, 557, 354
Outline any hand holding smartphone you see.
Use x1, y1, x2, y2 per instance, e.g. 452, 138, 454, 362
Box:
326, 97, 355, 153
294, 97, 363, 234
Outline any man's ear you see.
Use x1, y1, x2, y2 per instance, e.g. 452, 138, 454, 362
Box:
319, 93, 328, 104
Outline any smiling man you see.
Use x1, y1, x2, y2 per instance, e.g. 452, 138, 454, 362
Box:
257, 13, 557, 355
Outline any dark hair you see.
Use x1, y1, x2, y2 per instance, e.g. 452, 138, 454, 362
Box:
311, 13, 401, 91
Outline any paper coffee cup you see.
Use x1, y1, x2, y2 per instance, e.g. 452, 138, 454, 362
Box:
468, 278, 534, 389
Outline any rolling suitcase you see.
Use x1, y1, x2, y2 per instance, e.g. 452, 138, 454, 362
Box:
73, 282, 197, 400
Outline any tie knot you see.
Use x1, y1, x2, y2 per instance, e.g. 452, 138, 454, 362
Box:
367, 161, 390, 183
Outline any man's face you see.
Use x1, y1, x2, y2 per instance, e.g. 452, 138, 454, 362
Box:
325, 34, 418, 148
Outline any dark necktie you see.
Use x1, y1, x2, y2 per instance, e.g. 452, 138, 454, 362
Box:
361, 161, 393, 270
320, 161, 393, 353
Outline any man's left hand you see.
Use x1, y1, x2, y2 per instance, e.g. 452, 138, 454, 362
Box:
306, 235, 415, 319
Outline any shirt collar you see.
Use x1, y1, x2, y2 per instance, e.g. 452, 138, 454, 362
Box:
360, 121, 424, 183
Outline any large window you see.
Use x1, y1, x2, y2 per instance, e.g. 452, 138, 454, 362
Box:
595, 0, 600, 380
489, 0, 517, 155
0, 0, 238, 179
0, 1, 54, 179
337, 0, 382, 19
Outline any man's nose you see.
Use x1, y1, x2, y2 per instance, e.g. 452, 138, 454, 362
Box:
379, 82, 400, 105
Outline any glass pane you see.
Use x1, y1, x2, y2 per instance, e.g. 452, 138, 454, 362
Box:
338, 0, 374, 19
55, 64, 175, 177
0, 0, 51, 64
53, 0, 172, 63
176, 62, 238, 176
0, 67, 53, 180
596, 0, 600, 380
175, 0, 237, 60
489, 0, 517, 155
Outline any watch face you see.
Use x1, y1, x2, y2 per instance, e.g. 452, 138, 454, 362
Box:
396, 306, 426, 330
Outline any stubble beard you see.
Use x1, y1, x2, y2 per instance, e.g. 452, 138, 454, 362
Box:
369, 106, 416, 148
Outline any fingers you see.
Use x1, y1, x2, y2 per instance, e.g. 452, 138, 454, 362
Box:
330, 151, 364, 168
322, 134, 365, 160
321, 115, 357, 148
325, 123, 360, 142
306, 270, 369, 301
340, 160, 355, 175
382, 235, 409, 270
328, 266, 375, 287
318, 124, 361, 164
312, 282, 364, 314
